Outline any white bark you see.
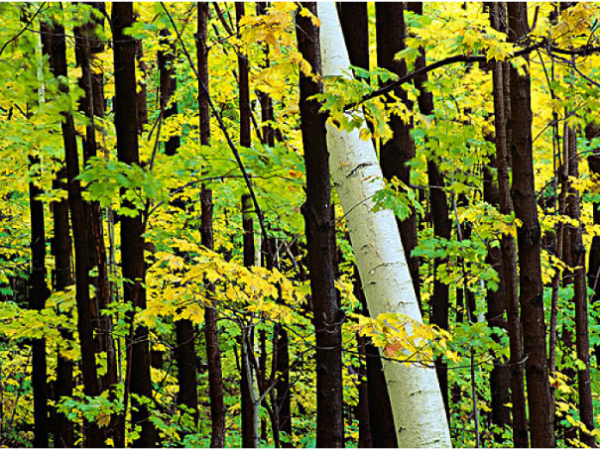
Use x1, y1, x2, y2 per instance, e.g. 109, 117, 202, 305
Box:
317, 3, 452, 447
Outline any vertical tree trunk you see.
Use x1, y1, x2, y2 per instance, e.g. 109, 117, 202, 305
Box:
236, 3, 251, 150
507, 3, 554, 447
489, 4, 529, 446
197, 2, 211, 145
112, 4, 156, 447
201, 189, 226, 448
136, 40, 148, 134
41, 18, 105, 448
375, 3, 420, 306
337, 3, 369, 73
50, 165, 74, 448
28, 160, 50, 449
585, 123, 600, 365
296, 3, 344, 447
406, 2, 453, 417
337, 5, 396, 446
241, 193, 259, 448
318, 3, 451, 446
483, 158, 512, 438
274, 324, 291, 446
256, 2, 275, 148
74, 5, 117, 402
197, 5, 226, 447
565, 127, 595, 446
237, 4, 259, 446
353, 277, 372, 449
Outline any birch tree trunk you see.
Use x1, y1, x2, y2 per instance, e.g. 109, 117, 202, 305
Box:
317, 3, 451, 447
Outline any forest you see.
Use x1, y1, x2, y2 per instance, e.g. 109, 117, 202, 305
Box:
1, 1, 600, 448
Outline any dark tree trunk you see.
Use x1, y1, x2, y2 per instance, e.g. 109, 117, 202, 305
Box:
112, 4, 156, 447
337, 3, 369, 72
489, 4, 529, 446
256, 2, 275, 148
202, 189, 227, 448
507, 3, 554, 447
275, 322, 291, 448
565, 127, 595, 446
197, 2, 211, 145
236, 3, 251, 150
197, 5, 226, 447
241, 193, 259, 448
28, 161, 50, 449
483, 158, 512, 439
353, 276, 373, 449
74, 6, 117, 409
41, 19, 105, 448
136, 40, 148, 134
50, 166, 74, 448
586, 124, 600, 365
296, 4, 344, 447
159, 28, 181, 157
237, 4, 259, 445
375, 2, 420, 306
406, 2, 453, 417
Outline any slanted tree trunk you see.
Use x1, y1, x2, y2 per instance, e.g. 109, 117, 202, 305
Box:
565, 127, 595, 446
318, 3, 450, 446
375, 3, 420, 306
296, 3, 345, 447
41, 18, 105, 448
507, 3, 554, 447
112, 4, 156, 447
337, 5, 396, 447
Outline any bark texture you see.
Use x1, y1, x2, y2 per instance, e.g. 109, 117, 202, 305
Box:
113, 3, 156, 446
28, 161, 50, 449
586, 123, 600, 365
41, 19, 105, 448
201, 188, 227, 448
375, 3, 420, 306
507, 3, 554, 447
489, 4, 529, 446
297, 3, 345, 447
337, 5, 397, 446
318, 3, 450, 446
565, 127, 595, 446
50, 166, 74, 448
